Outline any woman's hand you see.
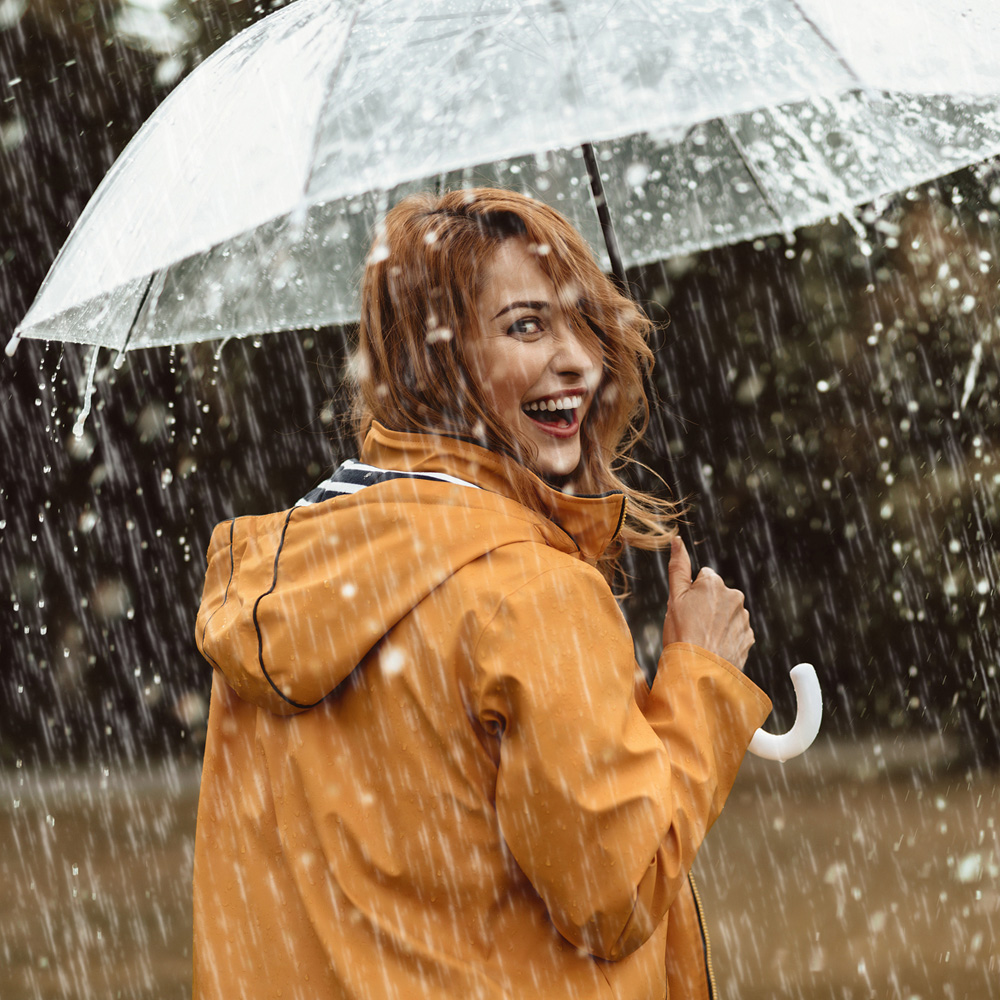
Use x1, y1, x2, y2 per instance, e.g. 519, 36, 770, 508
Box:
662, 536, 754, 671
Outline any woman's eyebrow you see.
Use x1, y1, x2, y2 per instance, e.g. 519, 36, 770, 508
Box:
492, 300, 549, 320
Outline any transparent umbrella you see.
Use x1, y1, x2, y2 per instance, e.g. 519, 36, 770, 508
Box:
8, 0, 1000, 357
8, 0, 1000, 761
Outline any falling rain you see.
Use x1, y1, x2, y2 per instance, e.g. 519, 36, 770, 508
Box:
1, 1, 998, 997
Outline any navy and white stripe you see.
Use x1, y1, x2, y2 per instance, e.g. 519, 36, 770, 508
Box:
296, 460, 481, 507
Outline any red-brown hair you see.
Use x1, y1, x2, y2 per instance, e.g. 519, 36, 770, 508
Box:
352, 187, 677, 579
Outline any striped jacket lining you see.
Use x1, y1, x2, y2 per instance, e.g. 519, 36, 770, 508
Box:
296, 460, 481, 507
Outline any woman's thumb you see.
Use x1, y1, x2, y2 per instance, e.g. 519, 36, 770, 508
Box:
668, 535, 692, 598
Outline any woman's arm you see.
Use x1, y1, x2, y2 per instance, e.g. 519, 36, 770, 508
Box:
470, 555, 771, 961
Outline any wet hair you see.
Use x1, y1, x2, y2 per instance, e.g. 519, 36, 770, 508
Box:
352, 187, 677, 580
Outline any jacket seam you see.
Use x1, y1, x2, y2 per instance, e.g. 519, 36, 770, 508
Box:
469, 561, 607, 728
611, 495, 627, 541
252, 506, 322, 710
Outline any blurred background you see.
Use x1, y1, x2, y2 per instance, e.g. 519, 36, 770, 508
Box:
1, 1, 997, 997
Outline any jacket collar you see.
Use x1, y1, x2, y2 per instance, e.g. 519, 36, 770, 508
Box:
360, 422, 626, 561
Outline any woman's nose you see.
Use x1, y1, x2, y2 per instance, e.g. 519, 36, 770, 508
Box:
552, 324, 598, 377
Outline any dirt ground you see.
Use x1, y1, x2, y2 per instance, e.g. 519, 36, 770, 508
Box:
1, 734, 996, 999
702, 737, 999, 1000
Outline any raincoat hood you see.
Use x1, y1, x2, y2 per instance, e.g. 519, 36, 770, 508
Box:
196, 422, 626, 715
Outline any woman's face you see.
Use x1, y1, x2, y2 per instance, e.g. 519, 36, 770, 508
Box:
466, 238, 602, 480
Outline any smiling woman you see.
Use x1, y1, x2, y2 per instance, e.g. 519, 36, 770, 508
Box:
351, 188, 678, 580
192, 188, 770, 1000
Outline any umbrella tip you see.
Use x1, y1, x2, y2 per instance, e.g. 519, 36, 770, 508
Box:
5, 330, 21, 357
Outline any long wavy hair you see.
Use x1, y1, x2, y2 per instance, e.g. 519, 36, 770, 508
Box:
352, 187, 677, 579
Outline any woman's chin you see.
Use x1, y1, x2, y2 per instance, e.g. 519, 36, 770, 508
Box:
523, 422, 583, 482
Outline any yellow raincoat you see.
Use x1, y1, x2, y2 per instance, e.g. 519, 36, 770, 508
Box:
192, 423, 771, 999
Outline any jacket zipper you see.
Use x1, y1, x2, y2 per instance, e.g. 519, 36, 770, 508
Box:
688, 871, 717, 1000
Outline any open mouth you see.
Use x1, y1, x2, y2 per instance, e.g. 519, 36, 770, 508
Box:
521, 394, 584, 434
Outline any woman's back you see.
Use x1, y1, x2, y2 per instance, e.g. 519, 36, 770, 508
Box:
192, 425, 769, 999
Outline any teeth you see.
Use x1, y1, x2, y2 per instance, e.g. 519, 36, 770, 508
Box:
523, 394, 583, 413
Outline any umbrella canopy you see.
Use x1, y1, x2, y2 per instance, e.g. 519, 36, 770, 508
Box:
10, 0, 1000, 354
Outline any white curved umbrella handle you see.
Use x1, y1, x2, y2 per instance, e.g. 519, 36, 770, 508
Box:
747, 663, 822, 762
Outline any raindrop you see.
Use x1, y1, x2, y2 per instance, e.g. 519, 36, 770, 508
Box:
90, 579, 131, 621
71, 346, 100, 438
0, 114, 27, 152
625, 162, 650, 188
66, 430, 95, 461
0, 0, 27, 28
154, 54, 185, 88
381, 647, 406, 676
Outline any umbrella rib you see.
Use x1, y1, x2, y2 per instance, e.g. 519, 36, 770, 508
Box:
116, 271, 157, 360
584, 0, 626, 39
504, 0, 573, 61
719, 117, 787, 234
302, 5, 362, 203
481, 1, 548, 58
784, 0, 864, 88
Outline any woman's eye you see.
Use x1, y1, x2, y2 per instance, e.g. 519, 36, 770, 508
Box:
508, 317, 543, 337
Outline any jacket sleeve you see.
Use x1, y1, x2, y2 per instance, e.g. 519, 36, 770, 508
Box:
470, 562, 772, 961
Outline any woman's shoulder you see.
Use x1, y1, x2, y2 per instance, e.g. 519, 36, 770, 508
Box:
458, 538, 615, 624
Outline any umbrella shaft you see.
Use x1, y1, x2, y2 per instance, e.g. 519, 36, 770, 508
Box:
581, 142, 628, 297
579, 146, 696, 564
